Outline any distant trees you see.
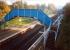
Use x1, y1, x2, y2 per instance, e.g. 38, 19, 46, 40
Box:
48, 4, 57, 14
44, 4, 57, 16
56, 3, 70, 50
12, 1, 28, 9
0, 1, 10, 19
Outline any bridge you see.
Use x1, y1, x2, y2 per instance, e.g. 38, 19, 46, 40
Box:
4, 9, 52, 26
0, 9, 63, 50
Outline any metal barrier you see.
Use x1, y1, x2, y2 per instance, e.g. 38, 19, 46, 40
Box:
28, 14, 63, 50
52, 14, 63, 40
28, 25, 51, 50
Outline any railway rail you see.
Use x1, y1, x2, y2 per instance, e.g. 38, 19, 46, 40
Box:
0, 24, 44, 50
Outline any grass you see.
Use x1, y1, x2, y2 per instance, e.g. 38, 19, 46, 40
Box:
0, 17, 34, 29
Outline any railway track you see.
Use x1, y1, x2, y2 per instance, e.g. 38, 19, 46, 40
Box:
0, 29, 19, 42
0, 24, 43, 50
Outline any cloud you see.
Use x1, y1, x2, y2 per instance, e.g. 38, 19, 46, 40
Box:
1, 0, 70, 8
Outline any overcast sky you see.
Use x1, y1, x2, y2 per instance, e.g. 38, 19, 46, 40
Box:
0, 0, 70, 9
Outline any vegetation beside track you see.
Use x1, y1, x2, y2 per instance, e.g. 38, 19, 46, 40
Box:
0, 17, 34, 29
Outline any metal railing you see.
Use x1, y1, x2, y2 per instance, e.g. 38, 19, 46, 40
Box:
28, 14, 63, 50
28, 23, 51, 50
